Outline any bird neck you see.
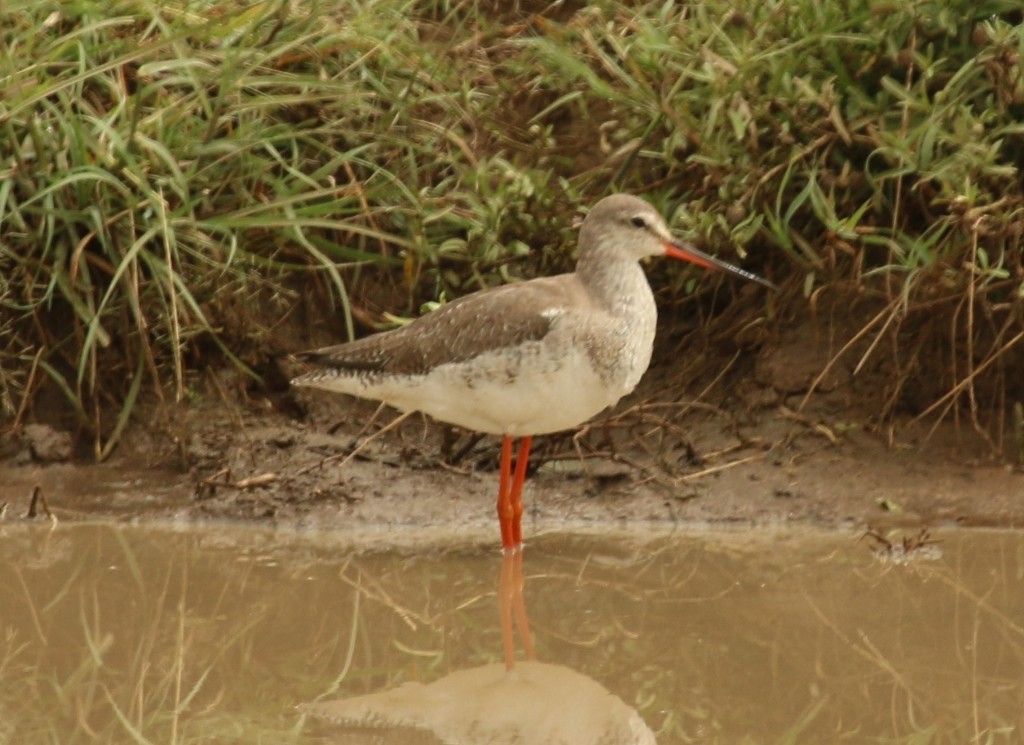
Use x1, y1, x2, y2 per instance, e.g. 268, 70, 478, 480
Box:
576, 248, 654, 318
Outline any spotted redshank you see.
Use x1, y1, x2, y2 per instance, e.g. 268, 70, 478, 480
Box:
292, 194, 775, 550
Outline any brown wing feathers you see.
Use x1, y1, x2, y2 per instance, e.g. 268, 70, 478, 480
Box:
296, 279, 575, 378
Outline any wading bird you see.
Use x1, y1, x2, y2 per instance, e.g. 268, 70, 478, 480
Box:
292, 194, 775, 551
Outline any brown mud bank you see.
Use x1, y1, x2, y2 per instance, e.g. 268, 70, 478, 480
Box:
3, 342, 1022, 539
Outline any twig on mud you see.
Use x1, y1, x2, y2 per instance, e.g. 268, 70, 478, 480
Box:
542, 448, 615, 463
606, 451, 679, 491
200, 470, 279, 490
294, 410, 415, 477
203, 467, 230, 484
700, 437, 771, 462
436, 459, 472, 476
675, 453, 764, 482
345, 400, 388, 438
233, 473, 279, 488
861, 527, 942, 561
23, 485, 58, 524
779, 405, 838, 444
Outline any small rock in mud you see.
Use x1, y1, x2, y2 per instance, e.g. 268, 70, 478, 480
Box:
268, 429, 297, 448
23, 424, 74, 462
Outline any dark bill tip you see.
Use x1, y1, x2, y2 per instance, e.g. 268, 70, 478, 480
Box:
664, 240, 778, 292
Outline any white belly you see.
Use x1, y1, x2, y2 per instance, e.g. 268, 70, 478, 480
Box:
358, 342, 630, 436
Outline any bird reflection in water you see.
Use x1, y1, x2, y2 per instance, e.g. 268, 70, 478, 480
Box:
302, 551, 657, 744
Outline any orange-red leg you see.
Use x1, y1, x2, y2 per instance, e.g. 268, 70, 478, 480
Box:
510, 436, 532, 548
497, 436, 515, 550
497, 435, 533, 551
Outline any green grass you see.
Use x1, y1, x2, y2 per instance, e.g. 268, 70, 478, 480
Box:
1, 0, 1022, 457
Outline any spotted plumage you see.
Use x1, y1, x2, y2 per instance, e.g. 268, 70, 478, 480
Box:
291, 193, 775, 549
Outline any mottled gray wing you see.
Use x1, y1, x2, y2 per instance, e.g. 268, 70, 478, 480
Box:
295, 274, 585, 377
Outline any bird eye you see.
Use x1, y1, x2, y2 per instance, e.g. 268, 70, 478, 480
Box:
630, 216, 646, 228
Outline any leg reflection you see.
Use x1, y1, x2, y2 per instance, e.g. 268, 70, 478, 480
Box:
498, 548, 535, 671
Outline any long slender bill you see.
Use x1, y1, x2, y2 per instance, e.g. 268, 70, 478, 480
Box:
664, 240, 778, 292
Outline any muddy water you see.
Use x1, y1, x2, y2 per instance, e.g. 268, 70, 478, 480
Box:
1, 524, 1022, 744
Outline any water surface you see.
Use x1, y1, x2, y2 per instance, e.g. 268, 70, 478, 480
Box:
1, 523, 1022, 743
